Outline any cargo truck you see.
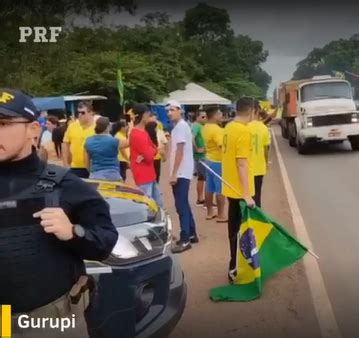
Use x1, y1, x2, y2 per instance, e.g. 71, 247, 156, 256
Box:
277, 75, 359, 153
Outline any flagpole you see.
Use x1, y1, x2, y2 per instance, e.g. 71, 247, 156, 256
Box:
199, 160, 319, 260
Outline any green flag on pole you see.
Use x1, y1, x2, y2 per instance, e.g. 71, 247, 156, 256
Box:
117, 58, 124, 105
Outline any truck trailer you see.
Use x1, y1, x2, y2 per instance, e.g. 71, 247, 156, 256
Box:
276, 75, 359, 153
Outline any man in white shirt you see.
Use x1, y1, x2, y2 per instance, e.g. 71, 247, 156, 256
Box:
167, 100, 197, 253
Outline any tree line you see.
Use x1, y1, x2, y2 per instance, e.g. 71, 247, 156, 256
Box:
0, 2, 271, 102
293, 35, 359, 98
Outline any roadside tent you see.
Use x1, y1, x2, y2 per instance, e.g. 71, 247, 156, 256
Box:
32, 96, 65, 111
162, 83, 231, 105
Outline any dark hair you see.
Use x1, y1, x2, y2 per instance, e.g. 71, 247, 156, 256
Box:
47, 116, 59, 127
133, 103, 149, 125
195, 111, 206, 119
78, 100, 93, 112
111, 120, 127, 136
145, 121, 158, 147
236, 97, 255, 114
205, 106, 219, 120
259, 111, 272, 125
95, 116, 110, 134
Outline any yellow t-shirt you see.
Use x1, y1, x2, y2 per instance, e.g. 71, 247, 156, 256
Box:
157, 121, 164, 131
222, 121, 255, 199
154, 128, 168, 160
202, 123, 223, 162
115, 132, 130, 163
63, 121, 95, 168
248, 121, 271, 176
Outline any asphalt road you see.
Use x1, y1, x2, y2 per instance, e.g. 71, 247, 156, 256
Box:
274, 126, 359, 338
167, 142, 320, 338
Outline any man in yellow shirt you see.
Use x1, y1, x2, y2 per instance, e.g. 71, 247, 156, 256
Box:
249, 102, 271, 207
222, 97, 255, 282
202, 106, 226, 222
62, 101, 95, 178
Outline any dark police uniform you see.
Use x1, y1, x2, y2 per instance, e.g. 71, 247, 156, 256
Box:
0, 89, 118, 337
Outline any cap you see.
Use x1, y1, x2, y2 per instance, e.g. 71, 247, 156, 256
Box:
165, 100, 181, 109
132, 103, 149, 118
0, 88, 38, 121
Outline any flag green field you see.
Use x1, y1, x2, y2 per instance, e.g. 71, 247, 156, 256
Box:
117, 58, 124, 105
209, 202, 308, 302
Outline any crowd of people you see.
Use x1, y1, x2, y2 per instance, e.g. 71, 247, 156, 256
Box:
36, 97, 272, 268
190, 98, 271, 280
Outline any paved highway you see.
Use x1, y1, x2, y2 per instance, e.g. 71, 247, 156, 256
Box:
274, 126, 359, 338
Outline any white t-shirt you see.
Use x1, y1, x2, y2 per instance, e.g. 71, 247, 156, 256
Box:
170, 119, 194, 179
40, 130, 52, 146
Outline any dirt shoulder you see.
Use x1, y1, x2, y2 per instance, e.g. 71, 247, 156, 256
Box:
165, 147, 321, 338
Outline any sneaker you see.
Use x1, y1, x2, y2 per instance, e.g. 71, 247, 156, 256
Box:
172, 241, 192, 254
190, 236, 199, 244
228, 269, 237, 283
176, 237, 199, 245
196, 200, 205, 206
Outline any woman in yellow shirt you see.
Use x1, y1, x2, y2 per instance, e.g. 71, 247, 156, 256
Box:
114, 121, 130, 181
145, 121, 168, 183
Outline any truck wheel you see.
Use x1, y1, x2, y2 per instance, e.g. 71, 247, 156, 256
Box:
288, 121, 296, 147
297, 137, 308, 154
350, 138, 359, 151
289, 136, 296, 147
281, 121, 288, 139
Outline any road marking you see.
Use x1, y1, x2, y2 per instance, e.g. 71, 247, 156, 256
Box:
271, 128, 342, 338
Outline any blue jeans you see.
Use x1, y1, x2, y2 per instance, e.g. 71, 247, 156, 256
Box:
90, 169, 122, 181
138, 182, 163, 209
172, 178, 197, 242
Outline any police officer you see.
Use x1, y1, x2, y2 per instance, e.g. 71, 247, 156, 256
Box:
0, 89, 118, 337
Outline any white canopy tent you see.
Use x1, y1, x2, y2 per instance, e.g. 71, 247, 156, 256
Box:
162, 83, 231, 105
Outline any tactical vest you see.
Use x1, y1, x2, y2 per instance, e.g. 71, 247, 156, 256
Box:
0, 164, 84, 313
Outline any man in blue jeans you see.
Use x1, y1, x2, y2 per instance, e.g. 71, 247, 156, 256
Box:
167, 100, 198, 253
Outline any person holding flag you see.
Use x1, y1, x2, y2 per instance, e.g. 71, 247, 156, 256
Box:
221, 97, 256, 282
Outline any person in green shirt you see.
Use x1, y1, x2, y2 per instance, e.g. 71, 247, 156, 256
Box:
191, 111, 207, 205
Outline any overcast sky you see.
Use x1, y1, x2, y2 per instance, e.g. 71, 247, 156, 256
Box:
75, 0, 359, 96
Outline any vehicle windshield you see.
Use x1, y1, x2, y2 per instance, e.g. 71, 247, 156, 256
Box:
301, 82, 352, 102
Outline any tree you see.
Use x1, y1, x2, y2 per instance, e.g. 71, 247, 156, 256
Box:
0, 4, 271, 101
182, 4, 270, 98
293, 35, 359, 98
183, 3, 233, 43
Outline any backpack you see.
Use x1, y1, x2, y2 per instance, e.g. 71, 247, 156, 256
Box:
33, 164, 69, 207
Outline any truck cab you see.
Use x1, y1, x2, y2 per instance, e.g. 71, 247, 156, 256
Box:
279, 76, 359, 153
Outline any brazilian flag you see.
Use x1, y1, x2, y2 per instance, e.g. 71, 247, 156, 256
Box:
209, 202, 308, 302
